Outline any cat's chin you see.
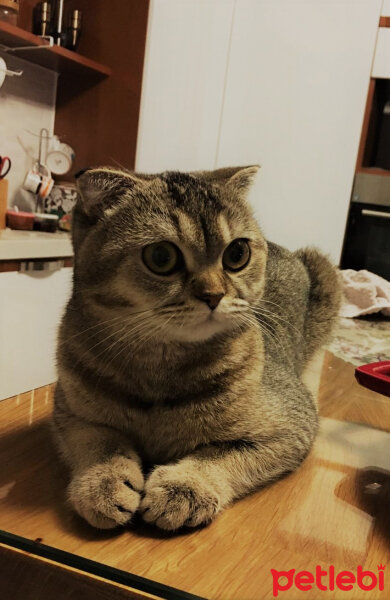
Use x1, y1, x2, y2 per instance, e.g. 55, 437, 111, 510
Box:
166, 315, 233, 343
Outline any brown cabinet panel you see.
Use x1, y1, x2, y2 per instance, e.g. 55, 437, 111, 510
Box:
54, 0, 150, 176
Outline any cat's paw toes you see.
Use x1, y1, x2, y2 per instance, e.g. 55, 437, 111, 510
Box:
140, 467, 220, 531
68, 456, 144, 529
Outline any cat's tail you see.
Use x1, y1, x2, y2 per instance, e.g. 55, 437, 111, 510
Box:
294, 247, 341, 365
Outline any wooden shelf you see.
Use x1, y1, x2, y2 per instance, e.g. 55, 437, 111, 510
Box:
0, 21, 111, 79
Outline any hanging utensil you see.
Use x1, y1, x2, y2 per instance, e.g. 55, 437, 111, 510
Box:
0, 156, 11, 179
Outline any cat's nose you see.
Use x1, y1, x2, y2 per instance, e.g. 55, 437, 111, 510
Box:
196, 292, 224, 310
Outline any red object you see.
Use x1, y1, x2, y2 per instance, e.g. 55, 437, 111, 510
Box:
6, 209, 35, 230
355, 361, 390, 398
0, 156, 11, 179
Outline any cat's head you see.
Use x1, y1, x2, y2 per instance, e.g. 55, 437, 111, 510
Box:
73, 166, 267, 343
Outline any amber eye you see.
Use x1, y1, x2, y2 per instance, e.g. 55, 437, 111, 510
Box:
142, 242, 183, 275
222, 239, 251, 272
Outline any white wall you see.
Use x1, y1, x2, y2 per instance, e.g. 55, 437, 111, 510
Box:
382, 0, 390, 16
0, 51, 57, 211
217, 0, 382, 261
136, 0, 235, 172
136, 0, 382, 262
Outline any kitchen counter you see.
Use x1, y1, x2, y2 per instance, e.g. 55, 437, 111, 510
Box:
0, 229, 73, 260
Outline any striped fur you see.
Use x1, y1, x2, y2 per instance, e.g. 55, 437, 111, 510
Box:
53, 166, 341, 530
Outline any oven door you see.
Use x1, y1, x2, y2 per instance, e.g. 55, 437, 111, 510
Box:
341, 202, 390, 279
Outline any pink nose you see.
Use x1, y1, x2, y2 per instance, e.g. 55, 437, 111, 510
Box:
196, 293, 224, 310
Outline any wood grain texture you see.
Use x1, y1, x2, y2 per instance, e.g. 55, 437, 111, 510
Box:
0, 543, 164, 600
0, 21, 111, 76
355, 78, 376, 172
54, 0, 150, 177
1, 353, 390, 599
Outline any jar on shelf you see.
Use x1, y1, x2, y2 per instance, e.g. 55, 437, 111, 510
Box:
0, 0, 19, 26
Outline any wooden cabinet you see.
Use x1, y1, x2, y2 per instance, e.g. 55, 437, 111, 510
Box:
0, 263, 72, 400
1, 0, 150, 176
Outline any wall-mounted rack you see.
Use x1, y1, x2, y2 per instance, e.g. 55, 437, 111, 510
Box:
0, 63, 22, 77
0, 21, 111, 79
0, 34, 54, 53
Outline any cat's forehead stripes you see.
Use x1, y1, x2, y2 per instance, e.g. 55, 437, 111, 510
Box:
216, 214, 232, 245
163, 172, 233, 258
176, 211, 202, 248
162, 171, 224, 212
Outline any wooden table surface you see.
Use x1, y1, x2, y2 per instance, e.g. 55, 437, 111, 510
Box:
1, 351, 390, 599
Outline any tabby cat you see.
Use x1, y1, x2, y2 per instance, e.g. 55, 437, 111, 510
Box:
53, 166, 340, 530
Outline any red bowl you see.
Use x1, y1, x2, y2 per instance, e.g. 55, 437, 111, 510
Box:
355, 361, 390, 398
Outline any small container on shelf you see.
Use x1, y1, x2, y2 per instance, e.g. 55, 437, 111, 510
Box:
33, 212, 59, 232
6, 209, 35, 230
32, 1, 52, 37
0, 0, 19, 25
65, 9, 82, 51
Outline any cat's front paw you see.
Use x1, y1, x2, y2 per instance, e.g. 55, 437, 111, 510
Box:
68, 456, 144, 529
140, 465, 221, 531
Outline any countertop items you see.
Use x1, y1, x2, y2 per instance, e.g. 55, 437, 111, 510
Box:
33, 212, 58, 232
6, 209, 34, 230
0, 228, 72, 259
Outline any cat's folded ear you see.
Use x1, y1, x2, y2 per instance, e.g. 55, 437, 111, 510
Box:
225, 165, 260, 196
75, 167, 154, 219
192, 165, 260, 198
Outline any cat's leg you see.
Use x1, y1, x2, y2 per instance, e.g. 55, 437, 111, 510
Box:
53, 387, 144, 529
141, 395, 316, 531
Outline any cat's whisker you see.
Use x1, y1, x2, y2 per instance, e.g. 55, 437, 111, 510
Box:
250, 305, 303, 339
59, 305, 168, 349
239, 312, 289, 364
252, 313, 289, 354
93, 314, 160, 362
59, 314, 126, 347
70, 312, 160, 368
92, 314, 163, 384
131, 313, 176, 354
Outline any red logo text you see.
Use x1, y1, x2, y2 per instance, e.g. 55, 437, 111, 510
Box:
270, 565, 385, 597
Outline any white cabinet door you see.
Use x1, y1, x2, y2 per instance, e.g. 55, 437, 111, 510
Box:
372, 28, 390, 78
136, 0, 235, 172
0, 268, 72, 400
217, 0, 382, 262
382, 0, 390, 17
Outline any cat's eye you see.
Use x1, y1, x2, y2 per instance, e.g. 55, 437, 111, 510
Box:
142, 242, 183, 275
222, 239, 251, 272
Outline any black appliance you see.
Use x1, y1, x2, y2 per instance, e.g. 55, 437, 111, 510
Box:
341, 173, 390, 280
